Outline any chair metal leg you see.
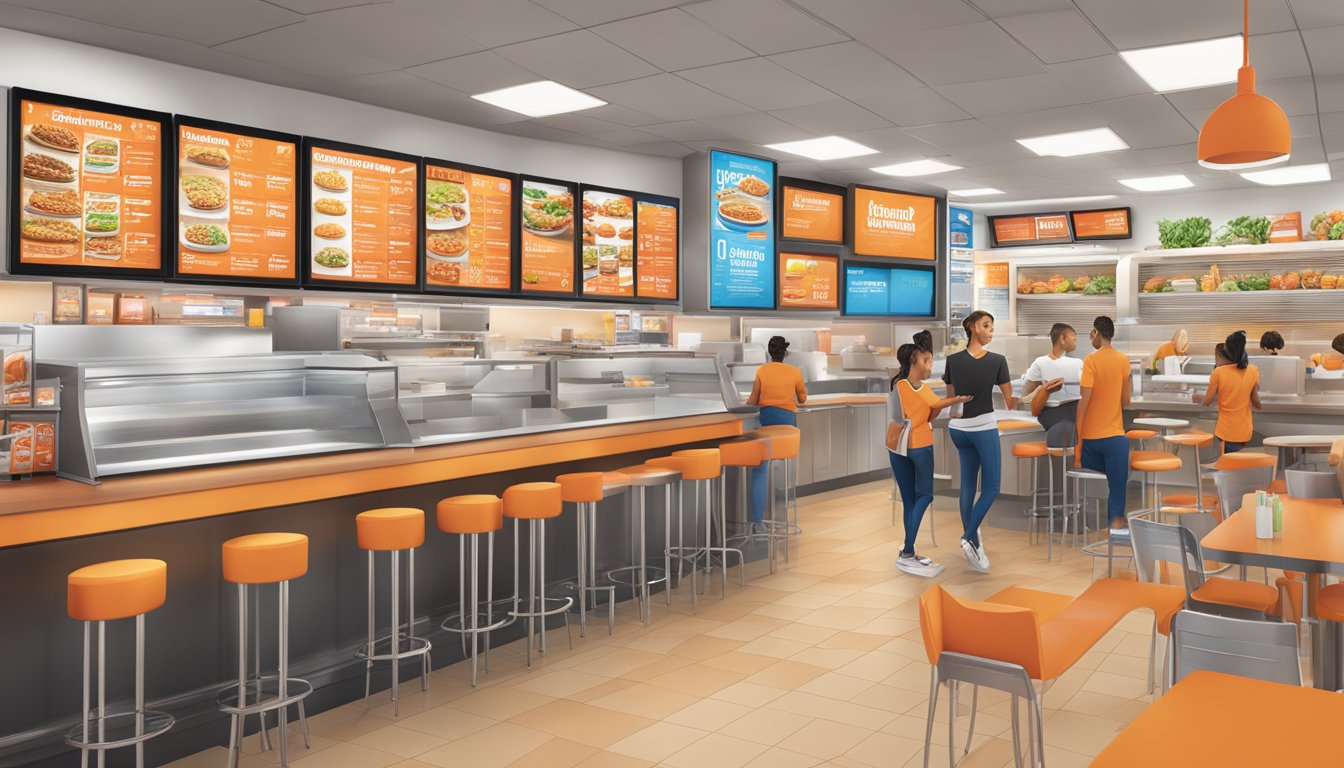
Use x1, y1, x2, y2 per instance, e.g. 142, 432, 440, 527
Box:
278, 581, 290, 768
922, 667, 939, 768
135, 613, 145, 768
390, 550, 400, 715
947, 681, 958, 768
1148, 621, 1158, 695
1010, 695, 1023, 768
964, 684, 979, 755
1030, 688, 1045, 768
469, 533, 480, 687
665, 485, 674, 607
297, 700, 310, 749
577, 501, 587, 639
81, 622, 90, 768
485, 531, 495, 673
364, 551, 374, 706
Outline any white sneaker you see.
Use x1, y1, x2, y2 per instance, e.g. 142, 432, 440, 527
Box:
896, 553, 946, 578
960, 539, 988, 572
975, 541, 990, 571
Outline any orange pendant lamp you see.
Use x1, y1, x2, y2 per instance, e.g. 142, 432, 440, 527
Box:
1197, 0, 1290, 169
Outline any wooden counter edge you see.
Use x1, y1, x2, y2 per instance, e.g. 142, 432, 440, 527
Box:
0, 412, 745, 548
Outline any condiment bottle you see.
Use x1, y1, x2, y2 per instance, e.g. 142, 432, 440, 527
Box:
1255, 491, 1273, 539
1272, 494, 1283, 533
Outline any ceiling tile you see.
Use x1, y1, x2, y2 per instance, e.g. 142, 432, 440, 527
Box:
394, 0, 577, 48
622, 140, 698, 158
423, 92, 537, 126
678, 57, 838, 111
1258, 77, 1327, 116
684, 0, 850, 55
1073, 0, 1296, 49
1046, 55, 1152, 102
214, 26, 400, 78
973, 0, 1074, 14
531, 0, 690, 26
589, 127, 663, 145
997, 10, 1114, 64
839, 126, 940, 155
586, 73, 751, 121
769, 42, 922, 100
698, 111, 813, 143
935, 73, 1083, 117
867, 22, 1047, 85
536, 114, 627, 135
592, 9, 755, 71
903, 119, 1003, 150
639, 120, 736, 141
1249, 31, 1313, 80
769, 98, 891, 134
1302, 25, 1344, 75
1287, 0, 1344, 28
496, 30, 661, 88
981, 105, 1104, 137
1133, 144, 1198, 166
407, 51, 537, 94
791, 0, 984, 37
1288, 113, 1322, 138
582, 104, 666, 127
942, 140, 1038, 166
2, 0, 301, 46
854, 88, 971, 126
259, 0, 376, 12
1092, 94, 1197, 149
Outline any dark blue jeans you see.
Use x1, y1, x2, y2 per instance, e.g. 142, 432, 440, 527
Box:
1081, 435, 1130, 522
950, 428, 1000, 549
752, 406, 796, 523
890, 446, 935, 555
1220, 439, 1245, 454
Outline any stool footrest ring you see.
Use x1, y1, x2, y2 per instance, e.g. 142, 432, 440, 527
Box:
65, 711, 174, 750
440, 611, 512, 636
605, 565, 668, 589
216, 676, 313, 716
355, 633, 432, 663
510, 596, 575, 620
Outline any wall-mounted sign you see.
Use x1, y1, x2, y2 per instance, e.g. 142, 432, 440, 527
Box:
851, 186, 937, 261
949, 206, 974, 250
519, 176, 577, 295
843, 264, 936, 317
636, 195, 678, 302
780, 178, 844, 244
422, 159, 515, 294
709, 149, 775, 309
988, 212, 1073, 247
778, 252, 838, 310
1070, 207, 1131, 241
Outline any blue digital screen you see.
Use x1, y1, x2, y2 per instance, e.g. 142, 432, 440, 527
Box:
842, 266, 891, 315
709, 150, 775, 308
843, 265, 935, 317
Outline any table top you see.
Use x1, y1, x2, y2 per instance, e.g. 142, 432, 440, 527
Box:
1133, 417, 1188, 428
1091, 671, 1344, 766
1201, 494, 1344, 574
1263, 434, 1344, 448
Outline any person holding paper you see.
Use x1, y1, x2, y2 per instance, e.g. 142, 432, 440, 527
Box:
1022, 322, 1083, 432
1076, 316, 1132, 530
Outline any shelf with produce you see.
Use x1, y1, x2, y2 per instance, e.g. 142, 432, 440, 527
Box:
1137, 237, 1344, 262
1135, 286, 1344, 324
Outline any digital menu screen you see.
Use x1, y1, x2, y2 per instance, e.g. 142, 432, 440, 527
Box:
780, 179, 844, 244
779, 253, 838, 310
709, 150, 775, 309
10, 89, 168, 278
636, 194, 678, 302
843, 265, 936, 317
580, 186, 635, 298
520, 176, 577, 294
988, 212, 1073, 247
423, 160, 514, 293
303, 140, 418, 289
174, 117, 298, 284
852, 186, 938, 261
1070, 207, 1131, 241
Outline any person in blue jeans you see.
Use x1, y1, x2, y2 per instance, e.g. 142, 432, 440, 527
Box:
1076, 315, 1132, 529
746, 336, 806, 531
943, 311, 1018, 572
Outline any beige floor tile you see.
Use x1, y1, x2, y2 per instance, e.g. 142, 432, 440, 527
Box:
395, 707, 496, 741
737, 635, 815, 659
718, 706, 815, 746
618, 654, 696, 682
704, 615, 791, 641
569, 647, 666, 677
817, 631, 892, 652
417, 722, 552, 768
788, 646, 867, 671
796, 671, 875, 701
710, 681, 790, 708
1042, 710, 1125, 756
767, 691, 897, 731
567, 677, 639, 703
348, 725, 449, 759
767, 622, 841, 645
847, 682, 928, 715
1079, 669, 1151, 700
661, 732, 769, 768
586, 681, 699, 719
698, 651, 780, 675
605, 722, 708, 763
843, 731, 926, 768
645, 662, 747, 697
510, 669, 610, 699
509, 700, 654, 749
777, 719, 873, 760
751, 602, 814, 621
741, 746, 825, 768
288, 742, 400, 768
506, 737, 597, 768
668, 634, 745, 660
744, 659, 830, 690
573, 751, 654, 768
665, 697, 754, 731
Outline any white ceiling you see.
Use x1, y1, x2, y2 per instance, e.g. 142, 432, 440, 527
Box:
4, 0, 1344, 198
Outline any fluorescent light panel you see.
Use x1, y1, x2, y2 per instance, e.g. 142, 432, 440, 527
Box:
871, 159, 962, 176
1240, 163, 1331, 186
1118, 174, 1194, 192
471, 80, 606, 117
971, 194, 1118, 209
948, 187, 1004, 197
1120, 35, 1242, 93
1017, 127, 1128, 157
764, 135, 877, 160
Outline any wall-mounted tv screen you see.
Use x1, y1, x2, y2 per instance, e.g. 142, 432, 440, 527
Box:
843, 264, 936, 317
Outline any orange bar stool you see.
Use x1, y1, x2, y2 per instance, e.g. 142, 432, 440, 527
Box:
671, 448, 726, 596
218, 533, 312, 768
754, 425, 802, 528
1161, 433, 1218, 519
503, 482, 574, 669
1126, 428, 1158, 451
749, 425, 802, 572
609, 463, 681, 625
1131, 450, 1182, 518
645, 454, 713, 613
677, 447, 747, 596
1012, 440, 1051, 543
437, 494, 506, 687
1044, 429, 1083, 560
66, 559, 172, 768
355, 508, 432, 715
557, 471, 629, 638
713, 439, 764, 593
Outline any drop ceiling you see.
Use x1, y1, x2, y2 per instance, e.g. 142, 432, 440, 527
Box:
4, 0, 1344, 199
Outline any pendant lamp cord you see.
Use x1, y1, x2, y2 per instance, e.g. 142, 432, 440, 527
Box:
1243, 0, 1250, 66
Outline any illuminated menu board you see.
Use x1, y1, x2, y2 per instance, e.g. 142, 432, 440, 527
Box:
303, 139, 419, 290
988, 212, 1072, 247
520, 176, 577, 295
423, 160, 514, 293
778, 252, 838, 310
780, 179, 844, 244
851, 186, 937, 261
9, 88, 169, 278
581, 186, 636, 298
1070, 207, 1131, 241
174, 116, 298, 284
709, 150, 775, 309
843, 264, 936, 317
636, 194, 678, 302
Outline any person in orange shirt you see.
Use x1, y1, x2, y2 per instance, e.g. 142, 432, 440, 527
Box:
1076, 316, 1132, 529
1201, 331, 1261, 454
746, 336, 806, 529
1150, 328, 1189, 373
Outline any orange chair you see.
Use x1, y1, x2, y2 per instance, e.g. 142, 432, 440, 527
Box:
437, 495, 506, 686
66, 559, 173, 768
219, 533, 312, 767
504, 482, 573, 669
557, 471, 629, 637
354, 508, 431, 714
1313, 584, 1344, 681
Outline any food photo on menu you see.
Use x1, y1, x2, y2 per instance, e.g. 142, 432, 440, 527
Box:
519, 179, 575, 292
581, 189, 635, 297
309, 165, 352, 277
424, 174, 470, 285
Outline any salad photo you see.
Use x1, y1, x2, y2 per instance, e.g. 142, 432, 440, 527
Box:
426, 180, 469, 229
522, 185, 573, 235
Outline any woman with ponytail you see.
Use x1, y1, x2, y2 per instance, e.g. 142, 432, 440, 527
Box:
747, 336, 807, 529
1201, 330, 1261, 453
888, 334, 970, 576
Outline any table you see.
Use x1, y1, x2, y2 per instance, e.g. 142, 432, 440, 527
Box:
1263, 433, 1344, 469
1133, 416, 1189, 434
1201, 494, 1344, 688
1091, 670, 1344, 766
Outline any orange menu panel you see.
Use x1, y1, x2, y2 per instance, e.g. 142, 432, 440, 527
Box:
778, 253, 838, 310
520, 179, 576, 293
17, 98, 163, 271
1071, 208, 1129, 239
781, 186, 843, 243
176, 124, 297, 280
307, 146, 417, 285
993, 214, 1071, 245
853, 187, 936, 260
424, 163, 513, 291
636, 200, 678, 301
581, 190, 635, 298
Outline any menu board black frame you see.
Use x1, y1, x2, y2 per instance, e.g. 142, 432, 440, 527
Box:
169, 114, 302, 288
1069, 206, 1133, 242
420, 157, 520, 298
633, 191, 680, 305
577, 182, 639, 304
300, 137, 423, 293
846, 182, 941, 262
8, 87, 172, 281
777, 176, 846, 247
517, 174, 579, 299
840, 262, 938, 318
986, 210, 1075, 248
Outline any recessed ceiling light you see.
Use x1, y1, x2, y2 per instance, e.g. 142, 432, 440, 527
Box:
948, 188, 1004, 197
1120, 35, 1242, 92
1118, 174, 1194, 192
764, 135, 878, 161
1240, 163, 1330, 186
1016, 128, 1128, 158
871, 159, 962, 177
471, 80, 606, 118
970, 195, 1118, 209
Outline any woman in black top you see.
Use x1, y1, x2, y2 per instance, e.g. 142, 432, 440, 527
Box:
942, 310, 1018, 573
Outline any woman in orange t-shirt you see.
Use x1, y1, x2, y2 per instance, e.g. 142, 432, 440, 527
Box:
746, 336, 806, 528
1201, 331, 1261, 453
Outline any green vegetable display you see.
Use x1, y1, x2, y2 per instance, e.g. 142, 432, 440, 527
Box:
1331, 221, 1344, 241
1157, 217, 1213, 249
1215, 280, 1242, 292
1237, 273, 1271, 291
1052, 278, 1072, 294
1084, 275, 1116, 295
1215, 216, 1271, 246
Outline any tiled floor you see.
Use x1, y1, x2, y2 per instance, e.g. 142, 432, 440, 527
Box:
165, 482, 1188, 768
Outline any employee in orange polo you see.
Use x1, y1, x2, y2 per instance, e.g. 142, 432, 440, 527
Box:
746, 336, 806, 530
1201, 331, 1261, 454
1151, 328, 1189, 373
1076, 316, 1132, 530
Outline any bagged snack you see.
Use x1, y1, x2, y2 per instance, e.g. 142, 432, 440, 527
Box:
8, 423, 33, 474
31, 419, 55, 473
3, 348, 33, 405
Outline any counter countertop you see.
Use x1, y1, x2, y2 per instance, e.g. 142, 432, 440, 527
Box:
1130, 395, 1344, 416
0, 412, 745, 548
